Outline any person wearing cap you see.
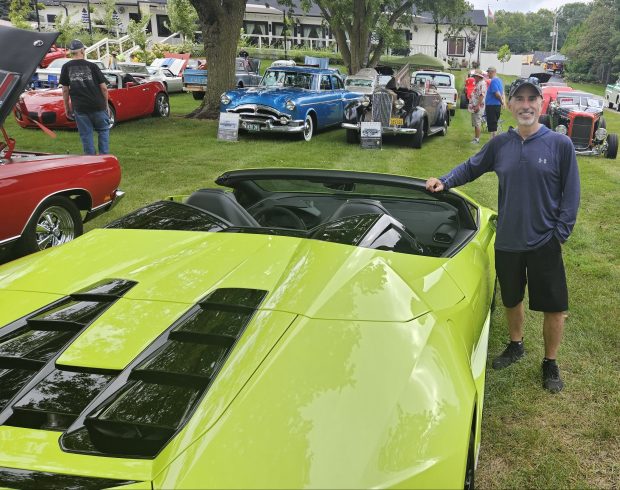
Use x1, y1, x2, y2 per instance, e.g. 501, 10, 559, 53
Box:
59, 39, 110, 155
468, 69, 487, 144
425, 77, 580, 394
484, 66, 505, 138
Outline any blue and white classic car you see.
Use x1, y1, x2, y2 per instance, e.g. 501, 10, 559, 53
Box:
220, 66, 360, 141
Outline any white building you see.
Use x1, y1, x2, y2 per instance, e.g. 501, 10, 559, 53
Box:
36, 0, 488, 63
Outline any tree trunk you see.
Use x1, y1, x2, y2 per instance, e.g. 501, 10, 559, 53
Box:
188, 0, 246, 119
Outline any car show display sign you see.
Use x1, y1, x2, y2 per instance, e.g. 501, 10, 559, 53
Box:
360, 122, 382, 149
217, 113, 240, 141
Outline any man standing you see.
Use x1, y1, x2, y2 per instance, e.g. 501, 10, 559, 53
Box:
425, 78, 580, 393
60, 39, 110, 155
468, 69, 487, 144
485, 66, 504, 137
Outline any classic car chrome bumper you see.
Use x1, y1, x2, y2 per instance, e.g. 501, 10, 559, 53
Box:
84, 189, 125, 223
239, 119, 305, 133
342, 123, 417, 134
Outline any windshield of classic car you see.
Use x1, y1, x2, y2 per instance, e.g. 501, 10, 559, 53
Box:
345, 78, 373, 88
261, 70, 314, 89
413, 74, 452, 87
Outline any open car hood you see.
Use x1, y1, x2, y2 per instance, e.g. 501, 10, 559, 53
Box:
0, 26, 58, 126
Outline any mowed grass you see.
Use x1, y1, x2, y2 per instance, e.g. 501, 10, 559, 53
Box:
4, 74, 619, 488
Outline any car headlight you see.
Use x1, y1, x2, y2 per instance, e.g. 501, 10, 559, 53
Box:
361, 96, 370, 107
394, 98, 404, 110
285, 100, 296, 111
555, 124, 567, 135
220, 93, 231, 105
595, 127, 607, 141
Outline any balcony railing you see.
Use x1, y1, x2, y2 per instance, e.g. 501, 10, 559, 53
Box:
241, 33, 336, 50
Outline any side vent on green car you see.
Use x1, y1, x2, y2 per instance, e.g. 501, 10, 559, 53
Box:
61, 288, 267, 459
0, 279, 136, 429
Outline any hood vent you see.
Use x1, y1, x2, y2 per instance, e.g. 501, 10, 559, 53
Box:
0, 279, 136, 428
0, 467, 138, 489
61, 288, 267, 458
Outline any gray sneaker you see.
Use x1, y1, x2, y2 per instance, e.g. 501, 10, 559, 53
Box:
470, 138, 480, 144
542, 359, 564, 393
492, 341, 525, 369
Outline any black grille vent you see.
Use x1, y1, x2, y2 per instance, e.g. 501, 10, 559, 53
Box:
372, 91, 392, 127
61, 288, 267, 458
570, 116, 593, 149
0, 279, 136, 429
0, 467, 138, 490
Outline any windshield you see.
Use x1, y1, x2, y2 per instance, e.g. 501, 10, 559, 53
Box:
261, 70, 314, 89
48, 59, 69, 69
345, 78, 373, 88
120, 64, 149, 75
413, 73, 452, 87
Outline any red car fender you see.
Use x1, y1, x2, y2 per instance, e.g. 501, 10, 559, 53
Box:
0, 154, 121, 241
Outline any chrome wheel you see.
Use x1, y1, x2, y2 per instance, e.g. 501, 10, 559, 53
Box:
302, 114, 314, 141
35, 205, 77, 250
108, 104, 116, 128
155, 94, 170, 117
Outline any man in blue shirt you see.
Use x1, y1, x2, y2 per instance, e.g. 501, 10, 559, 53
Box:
425, 77, 580, 393
485, 66, 505, 138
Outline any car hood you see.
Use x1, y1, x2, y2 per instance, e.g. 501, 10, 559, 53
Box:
0, 229, 467, 486
228, 86, 309, 107
0, 26, 58, 126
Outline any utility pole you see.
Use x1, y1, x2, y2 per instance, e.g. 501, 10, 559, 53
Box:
551, 8, 560, 53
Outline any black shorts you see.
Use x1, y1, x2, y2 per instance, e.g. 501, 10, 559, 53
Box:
495, 236, 568, 312
485, 105, 501, 132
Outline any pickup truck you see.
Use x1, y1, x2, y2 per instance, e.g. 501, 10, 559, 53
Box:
605, 78, 620, 110
183, 57, 261, 100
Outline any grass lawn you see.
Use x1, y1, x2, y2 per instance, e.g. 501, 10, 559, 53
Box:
4, 81, 619, 488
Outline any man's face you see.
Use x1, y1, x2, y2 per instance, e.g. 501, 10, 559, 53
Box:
488, 70, 496, 78
508, 85, 543, 127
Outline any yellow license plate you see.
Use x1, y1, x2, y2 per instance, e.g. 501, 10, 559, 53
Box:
390, 117, 403, 126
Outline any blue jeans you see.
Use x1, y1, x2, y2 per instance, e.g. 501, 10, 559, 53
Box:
74, 110, 110, 155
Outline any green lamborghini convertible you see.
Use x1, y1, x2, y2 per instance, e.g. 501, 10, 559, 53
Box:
0, 169, 496, 489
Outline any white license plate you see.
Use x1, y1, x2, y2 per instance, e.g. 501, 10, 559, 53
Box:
244, 122, 261, 131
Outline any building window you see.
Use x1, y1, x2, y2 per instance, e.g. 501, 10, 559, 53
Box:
46, 14, 56, 24
129, 12, 151, 33
156, 14, 171, 37
447, 37, 466, 57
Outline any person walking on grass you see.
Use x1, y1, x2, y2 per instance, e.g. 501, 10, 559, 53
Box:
425, 77, 580, 393
468, 69, 487, 144
485, 66, 505, 138
60, 39, 110, 155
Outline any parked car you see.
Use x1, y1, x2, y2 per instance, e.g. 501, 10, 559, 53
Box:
184, 57, 262, 100
542, 90, 618, 158
540, 84, 574, 115
0, 26, 124, 259
0, 168, 496, 488
411, 70, 458, 116
31, 58, 106, 89
39, 45, 67, 68
344, 67, 378, 95
118, 61, 184, 94
605, 77, 620, 110
342, 64, 450, 148
221, 65, 359, 141
15, 71, 169, 129
460, 70, 491, 109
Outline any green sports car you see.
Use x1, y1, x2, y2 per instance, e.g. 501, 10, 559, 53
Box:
0, 169, 496, 489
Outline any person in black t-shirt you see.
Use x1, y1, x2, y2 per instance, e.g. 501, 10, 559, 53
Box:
60, 39, 110, 155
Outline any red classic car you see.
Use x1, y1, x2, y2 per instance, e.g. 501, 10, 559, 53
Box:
40, 45, 67, 68
1, 26, 124, 259
14, 71, 170, 129
540, 85, 574, 114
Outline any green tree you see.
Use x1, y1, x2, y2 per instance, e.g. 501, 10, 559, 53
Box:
557, 2, 594, 49
563, 0, 618, 82
497, 43, 511, 73
188, 0, 247, 118
54, 13, 86, 48
127, 13, 151, 52
167, 0, 198, 43
101, 0, 119, 37
9, 0, 32, 29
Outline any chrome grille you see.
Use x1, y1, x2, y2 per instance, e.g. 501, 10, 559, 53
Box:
228, 104, 285, 124
371, 92, 392, 126
570, 116, 593, 149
